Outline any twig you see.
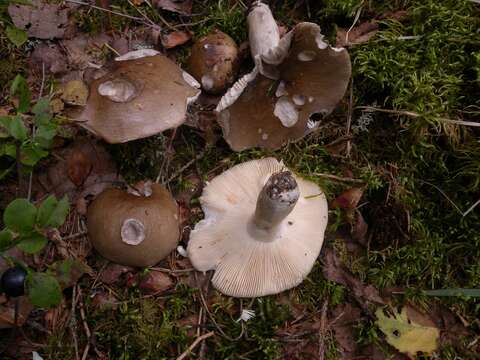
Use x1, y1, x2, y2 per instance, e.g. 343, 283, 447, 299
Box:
345, 78, 354, 157
176, 331, 214, 360
421, 180, 463, 215
78, 287, 91, 360
318, 300, 328, 360
355, 106, 480, 127
313, 173, 365, 184
65, 0, 148, 23
345, 6, 363, 45
70, 285, 80, 360
63, 231, 88, 241
462, 198, 480, 217
150, 267, 194, 274
163, 150, 207, 185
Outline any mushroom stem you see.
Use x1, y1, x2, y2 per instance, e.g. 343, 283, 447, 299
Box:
253, 171, 300, 230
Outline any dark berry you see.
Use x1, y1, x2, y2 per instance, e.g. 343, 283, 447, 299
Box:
1, 266, 27, 297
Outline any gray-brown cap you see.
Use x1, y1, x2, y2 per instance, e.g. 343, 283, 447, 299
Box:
87, 183, 180, 267
216, 21, 351, 151
75, 50, 201, 143
187, 158, 328, 297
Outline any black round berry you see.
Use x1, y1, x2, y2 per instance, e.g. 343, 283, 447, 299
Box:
1, 266, 27, 298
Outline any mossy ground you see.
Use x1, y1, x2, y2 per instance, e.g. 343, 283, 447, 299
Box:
1, 0, 480, 359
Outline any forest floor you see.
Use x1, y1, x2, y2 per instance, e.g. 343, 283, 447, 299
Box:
0, 0, 480, 359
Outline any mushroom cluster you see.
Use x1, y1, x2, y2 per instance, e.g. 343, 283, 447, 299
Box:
216, 2, 351, 150
79, 3, 346, 298
187, 158, 328, 297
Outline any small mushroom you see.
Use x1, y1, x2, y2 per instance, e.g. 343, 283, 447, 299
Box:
188, 30, 240, 94
75, 50, 201, 143
216, 3, 351, 150
187, 158, 328, 297
87, 183, 180, 267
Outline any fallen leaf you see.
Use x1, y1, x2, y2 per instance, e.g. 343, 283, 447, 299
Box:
336, 22, 379, 48
161, 30, 192, 49
67, 146, 92, 187
8, 0, 69, 39
62, 34, 112, 69
176, 314, 198, 337
0, 296, 32, 329
99, 263, 134, 285
322, 247, 384, 305
351, 210, 368, 246
330, 303, 363, 356
331, 187, 364, 209
376, 305, 439, 358
154, 0, 192, 15
30, 43, 68, 75
92, 292, 118, 310
138, 271, 173, 295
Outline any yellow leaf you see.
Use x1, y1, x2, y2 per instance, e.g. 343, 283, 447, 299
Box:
375, 305, 439, 357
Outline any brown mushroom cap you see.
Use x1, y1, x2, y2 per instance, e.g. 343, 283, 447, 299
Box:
188, 30, 239, 94
216, 22, 351, 151
76, 54, 200, 143
87, 184, 180, 267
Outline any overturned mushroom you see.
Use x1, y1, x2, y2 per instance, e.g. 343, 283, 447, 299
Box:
188, 30, 240, 94
87, 183, 180, 267
187, 158, 328, 297
75, 50, 201, 143
216, 3, 351, 150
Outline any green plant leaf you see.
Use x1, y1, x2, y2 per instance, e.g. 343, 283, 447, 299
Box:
3, 198, 37, 232
0, 115, 27, 141
36, 195, 69, 228
6, 26, 28, 47
17, 231, 48, 254
10, 75, 31, 113
54, 259, 88, 289
20, 143, 48, 166
34, 123, 57, 148
0, 230, 14, 251
27, 272, 62, 308
49, 196, 69, 228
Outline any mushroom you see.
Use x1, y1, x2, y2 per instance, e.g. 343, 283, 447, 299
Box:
87, 183, 180, 267
187, 158, 328, 297
75, 50, 201, 143
216, 3, 351, 151
188, 30, 240, 94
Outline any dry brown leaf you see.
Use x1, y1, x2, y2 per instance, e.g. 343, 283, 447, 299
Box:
322, 247, 384, 305
30, 43, 68, 75
331, 187, 364, 209
0, 296, 32, 329
154, 0, 192, 15
330, 303, 363, 357
161, 30, 192, 49
67, 144, 93, 187
336, 22, 379, 48
138, 272, 174, 295
8, 0, 69, 39
351, 209, 368, 246
99, 263, 134, 285
92, 292, 118, 310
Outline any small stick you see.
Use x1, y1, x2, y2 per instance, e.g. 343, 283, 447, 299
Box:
164, 150, 206, 185
65, 0, 147, 23
63, 231, 88, 241
78, 287, 91, 360
313, 173, 365, 184
345, 78, 354, 157
355, 106, 480, 127
176, 331, 214, 360
150, 267, 194, 274
318, 300, 328, 360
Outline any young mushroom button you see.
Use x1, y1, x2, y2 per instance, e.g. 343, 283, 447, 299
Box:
216, 3, 351, 151
187, 158, 328, 298
87, 184, 180, 267
74, 50, 201, 144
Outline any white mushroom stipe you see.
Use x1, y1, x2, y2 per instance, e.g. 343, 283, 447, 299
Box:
297, 50, 317, 61
177, 245, 188, 257
292, 94, 306, 106
274, 97, 299, 127
121, 218, 145, 245
275, 81, 288, 97
201, 75, 214, 90
253, 171, 300, 230
115, 49, 160, 61
262, 31, 293, 65
98, 79, 138, 103
236, 309, 255, 322
187, 158, 329, 297
182, 71, 201, 89
247, 2, 280, 61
